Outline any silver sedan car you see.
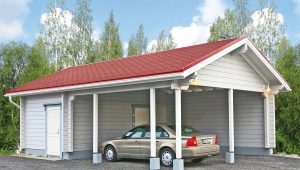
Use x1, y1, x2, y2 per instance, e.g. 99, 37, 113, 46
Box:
101, 124, 220, 167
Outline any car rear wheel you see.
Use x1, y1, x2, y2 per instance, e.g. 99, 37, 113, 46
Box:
104, 145, 117, 162
160, 148, 175, 167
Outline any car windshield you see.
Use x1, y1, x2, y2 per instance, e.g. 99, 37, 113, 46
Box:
167, 125, 200, 135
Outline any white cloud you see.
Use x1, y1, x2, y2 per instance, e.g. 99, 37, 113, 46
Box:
147, 39, 157, 51
293, 0, 300, 15
0, 0, 31, 41
40, 8, 73, 27
170, 0, 226, 47
123, 42, 129, 50
250, 8, 284, 27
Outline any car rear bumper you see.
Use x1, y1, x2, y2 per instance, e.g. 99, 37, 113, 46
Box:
182, 145, 220, 159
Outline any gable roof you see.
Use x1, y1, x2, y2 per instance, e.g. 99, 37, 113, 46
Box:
5, 37, 290, 96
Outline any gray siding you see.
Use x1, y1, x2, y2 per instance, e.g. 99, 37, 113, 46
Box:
197, 54, 267, 92
24, 93, 61, 150
179, 90, 265, 148
181, 90, 229, 146
98, 90, 149, 145
234, 91, 265, 148
268, 94, 276, 147
73, 95, 93, 151
71, 90, 171, 151
62, 93, 69, 152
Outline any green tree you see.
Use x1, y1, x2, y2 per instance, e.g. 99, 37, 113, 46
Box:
70, 0, 94, 65
18, 38, 53, 85
209, 0, 250, 41
127, 24, 148, 56
150, 31, 176, 52
208, 0, 284, 62
99, 11, 123, 61
275, 39, 300, 155
0, 41, 29, 153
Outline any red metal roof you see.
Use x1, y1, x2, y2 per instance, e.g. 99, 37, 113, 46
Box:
6, 37, 244, 94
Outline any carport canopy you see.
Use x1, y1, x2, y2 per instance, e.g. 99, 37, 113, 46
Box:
5, 37, 291, 170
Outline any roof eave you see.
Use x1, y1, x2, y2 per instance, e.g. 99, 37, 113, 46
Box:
5, 72, 185, 97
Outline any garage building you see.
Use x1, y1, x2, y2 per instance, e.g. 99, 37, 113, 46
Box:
5, 37, 291, 170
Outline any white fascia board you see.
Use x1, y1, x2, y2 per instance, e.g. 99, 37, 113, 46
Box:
244, 39, 291, 92
5, 72, 184, 97
182, 39, 247, 77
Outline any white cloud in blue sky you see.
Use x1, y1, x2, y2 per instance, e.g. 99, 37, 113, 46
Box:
170, 0, 227, 47
0, 0, 31, 41
293, 0, 300, 15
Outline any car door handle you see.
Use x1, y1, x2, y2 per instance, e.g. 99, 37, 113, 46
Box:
156, 141, 159, 142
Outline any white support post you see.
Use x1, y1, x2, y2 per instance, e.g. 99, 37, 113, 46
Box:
264, 94, 270, 148
173, 88, 184, 170
149, 88, 160, 170
93, 93, 101, 164
226, 88, 235, 163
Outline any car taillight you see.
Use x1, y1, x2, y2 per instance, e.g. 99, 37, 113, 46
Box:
215, 135, 219, 144
186, 136, 197, 147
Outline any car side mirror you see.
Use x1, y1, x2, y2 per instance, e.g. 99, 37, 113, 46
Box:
121, 134, 126, 139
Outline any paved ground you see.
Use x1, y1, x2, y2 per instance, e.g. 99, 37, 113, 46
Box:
0, 154, 299, 170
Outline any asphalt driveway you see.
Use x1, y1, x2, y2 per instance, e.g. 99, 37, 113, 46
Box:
0, 154, 299, 170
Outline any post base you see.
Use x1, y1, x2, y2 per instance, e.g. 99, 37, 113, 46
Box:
93, 153, 102, 164
150, 157, 160, 170
226, 152, 235, 163
173, 158, 184, 170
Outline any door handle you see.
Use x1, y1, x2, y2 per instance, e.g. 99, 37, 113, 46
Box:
57, 129, 60, 134
156, 141, 159, 143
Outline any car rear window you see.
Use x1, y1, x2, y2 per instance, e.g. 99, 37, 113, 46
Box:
167, 125, 200, 135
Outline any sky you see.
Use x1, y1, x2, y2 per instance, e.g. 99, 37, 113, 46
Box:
0, 0, 300, 50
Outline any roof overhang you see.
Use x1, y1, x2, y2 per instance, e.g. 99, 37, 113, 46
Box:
5, 72, 184, 97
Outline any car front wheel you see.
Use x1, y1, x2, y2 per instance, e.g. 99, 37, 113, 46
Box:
160, 148, 175, 167
104, 145, 117, 162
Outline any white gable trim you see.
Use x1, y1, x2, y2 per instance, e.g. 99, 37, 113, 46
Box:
244, 39, 291, 91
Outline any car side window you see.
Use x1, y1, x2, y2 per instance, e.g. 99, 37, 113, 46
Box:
144, 126, 169, 138
124, 126, 146, 138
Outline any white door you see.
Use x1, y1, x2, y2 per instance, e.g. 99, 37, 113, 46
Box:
135, 107, 149, 126
46, 105, 61, 156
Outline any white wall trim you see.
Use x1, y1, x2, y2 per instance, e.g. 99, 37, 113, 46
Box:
175, 88, 182, 158
264, 94, 270, 148
60, 93, 64, 158
228, 89, 234, 152
68, 95, 75, 152
150, 88, 156, 157
93, 94, 99, 153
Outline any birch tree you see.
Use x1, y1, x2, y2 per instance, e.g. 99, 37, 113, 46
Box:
39, 0, 73, 70
127, 24, 148, 56
150, 31, 176, 52
99, 11, 123, 60
69, 0, 93, 65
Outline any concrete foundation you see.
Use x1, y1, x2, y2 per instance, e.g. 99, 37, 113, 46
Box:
173, 158, 184, 170
150, 157, 160, 170
226, 152, 235, 163
93, 153, 102, 164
